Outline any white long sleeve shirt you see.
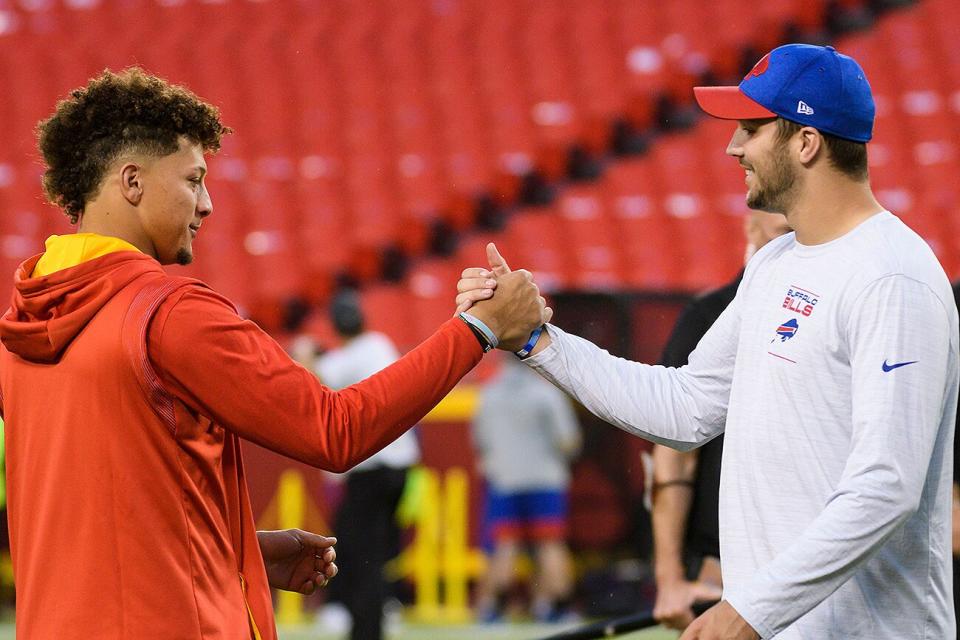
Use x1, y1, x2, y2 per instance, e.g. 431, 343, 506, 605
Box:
526, 212, 958, 638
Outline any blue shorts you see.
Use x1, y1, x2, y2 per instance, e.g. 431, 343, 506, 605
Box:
485, 488, 568, 543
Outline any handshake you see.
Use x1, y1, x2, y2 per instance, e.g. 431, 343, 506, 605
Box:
453, 243, 553, 354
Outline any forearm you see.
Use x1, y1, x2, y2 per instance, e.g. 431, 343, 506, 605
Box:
524, 325, 728, 449
725, 482, 918, 638
154, 292, 483, 471
652, 445, 698, 584
653, 491, 693, 584
310, 319, 482, 470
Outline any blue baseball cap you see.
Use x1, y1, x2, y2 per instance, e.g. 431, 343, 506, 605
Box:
693, 44, 875, 142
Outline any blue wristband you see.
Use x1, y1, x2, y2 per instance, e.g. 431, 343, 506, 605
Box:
459, 312, 499, 351
514, 325, 544, 359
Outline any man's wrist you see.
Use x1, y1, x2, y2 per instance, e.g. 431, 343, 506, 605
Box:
459, 312, 497, 352
654, 557, 687, 585
463, 308, 502, 346
527, 324, 552, 357
514, 325, 544, 359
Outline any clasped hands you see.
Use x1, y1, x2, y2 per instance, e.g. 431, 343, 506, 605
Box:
454, 243, 552, 352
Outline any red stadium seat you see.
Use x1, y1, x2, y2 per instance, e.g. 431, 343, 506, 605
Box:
3, 0, 958, 311
558, 185, 625, 290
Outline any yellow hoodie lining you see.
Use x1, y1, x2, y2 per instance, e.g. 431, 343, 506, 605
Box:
32, 234, 143, 278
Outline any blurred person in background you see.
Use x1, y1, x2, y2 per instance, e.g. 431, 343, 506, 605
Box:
313, 290, 421, 640
0, 67, 549, 640
457, 44, 958, 639
471, 353, 581, 623
652, 211, 790, 631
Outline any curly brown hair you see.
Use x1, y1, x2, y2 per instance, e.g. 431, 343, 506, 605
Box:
36, 67, 231, 224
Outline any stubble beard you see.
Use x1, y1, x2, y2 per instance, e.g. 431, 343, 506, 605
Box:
746, 145, 798, 214
175, 247, 194, 265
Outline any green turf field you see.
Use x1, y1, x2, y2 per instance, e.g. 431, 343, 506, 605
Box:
294, 622, 678, 639
0, 622, 679, 639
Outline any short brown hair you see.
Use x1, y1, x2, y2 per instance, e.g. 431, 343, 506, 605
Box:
775, 118, 868, 181
36, 67, 230, 223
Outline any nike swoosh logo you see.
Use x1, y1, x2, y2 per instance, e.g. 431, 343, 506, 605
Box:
882, 360, 918, 372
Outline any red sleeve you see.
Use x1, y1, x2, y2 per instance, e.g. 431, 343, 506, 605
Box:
148, 287, 483, 471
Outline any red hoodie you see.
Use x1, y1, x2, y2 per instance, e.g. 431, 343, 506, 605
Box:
0, 251, 482, 639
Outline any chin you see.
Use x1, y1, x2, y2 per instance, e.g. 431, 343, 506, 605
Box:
174, 248, 194, 265
747, 192, 780, 214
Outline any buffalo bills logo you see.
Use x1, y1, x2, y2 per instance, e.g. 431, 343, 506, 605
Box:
745, 53, 771, 80
774, 318, 798, 342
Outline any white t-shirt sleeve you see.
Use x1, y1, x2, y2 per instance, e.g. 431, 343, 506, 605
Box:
524, 291, 742, 450
725, 275, 952, 638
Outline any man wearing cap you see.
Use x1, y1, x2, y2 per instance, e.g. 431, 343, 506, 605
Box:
456, 44, 958, 639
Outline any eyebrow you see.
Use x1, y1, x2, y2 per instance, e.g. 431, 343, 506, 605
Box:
741, 117, 777, 127
192, 166, 208, 177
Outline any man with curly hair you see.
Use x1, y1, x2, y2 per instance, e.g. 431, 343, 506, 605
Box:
0, 68, 548, 639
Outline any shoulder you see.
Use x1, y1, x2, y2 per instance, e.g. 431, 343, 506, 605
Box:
847, 213, 953, 309
858, 213, 941, 274
147, 283, 248, 354
153, 283, 238, 325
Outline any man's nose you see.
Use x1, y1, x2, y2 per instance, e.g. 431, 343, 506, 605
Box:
726, 130, 743, 158
198, 187, 213, 218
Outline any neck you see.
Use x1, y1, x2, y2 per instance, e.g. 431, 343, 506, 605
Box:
784, 175, 884, 245
78, 203, 157, 258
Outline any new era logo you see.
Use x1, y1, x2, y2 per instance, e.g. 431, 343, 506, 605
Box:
797, 101, 815, 115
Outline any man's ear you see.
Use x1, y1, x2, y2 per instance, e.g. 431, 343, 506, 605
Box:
120, 163, 143, 205
797, 127, 823, 165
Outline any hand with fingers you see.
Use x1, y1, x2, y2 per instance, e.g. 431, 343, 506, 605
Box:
257, 529, 338, 595
654, 579, 724, 630
456, 243, 553, 352
455, 242, 514, 314
678, 600, 759, 640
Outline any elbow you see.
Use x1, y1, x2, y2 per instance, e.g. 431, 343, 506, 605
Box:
892, 490, 922, 522
673, 425, 715, 452
325, 459, 354, 474
884, 471, 924, 521
302, 429, 359, 473
319, 439, 361, 473
855, 477, 922, 525
669, 439, 700, 453
301, 445, 354, 473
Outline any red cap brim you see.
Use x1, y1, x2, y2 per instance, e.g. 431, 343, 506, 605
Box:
693, 86, 776, 120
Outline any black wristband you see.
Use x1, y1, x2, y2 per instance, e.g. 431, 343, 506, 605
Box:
458, 314, 494, 352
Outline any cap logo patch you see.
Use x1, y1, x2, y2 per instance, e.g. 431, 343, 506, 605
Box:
797, 101, 815, 115
745, 53, 771, 80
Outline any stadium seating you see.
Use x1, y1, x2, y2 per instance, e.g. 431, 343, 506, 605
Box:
1, 0, 956, 343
